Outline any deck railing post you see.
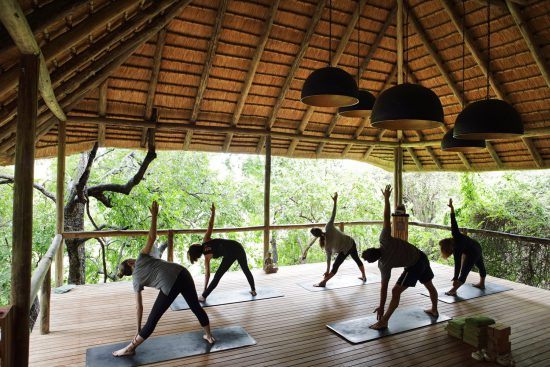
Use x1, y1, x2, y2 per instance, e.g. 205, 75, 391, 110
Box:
167, 230, 174, 262
55, 120, 66, 287
39, 271, 51, 334
10, 53, 39, 367
263, 136, 271, 272
0, 306, 14, 366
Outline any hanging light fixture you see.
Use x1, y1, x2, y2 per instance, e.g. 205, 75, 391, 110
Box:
443, 0, 485, 152
338, 7, 375, 117
442, 128, 485, 152
371, 3, 444, 130
453, 0, 523, 140
301, 0, 359, 108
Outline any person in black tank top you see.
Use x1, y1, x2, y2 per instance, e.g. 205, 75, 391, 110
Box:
187, 203, 256, 301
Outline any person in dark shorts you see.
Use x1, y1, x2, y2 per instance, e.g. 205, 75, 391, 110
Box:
187, 203, 256, 301
113, 201, 214, 357
303, 192, 366, 287
362, 185, 438, 330
439, 198, 486, 295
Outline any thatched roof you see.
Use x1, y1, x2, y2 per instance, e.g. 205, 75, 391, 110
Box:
0, 0, 548, 171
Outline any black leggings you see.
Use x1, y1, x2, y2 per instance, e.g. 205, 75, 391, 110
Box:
459, 254, 487, 284
139, 269, 209, 340
202, 247, 255, 298
331, 243, 363, 274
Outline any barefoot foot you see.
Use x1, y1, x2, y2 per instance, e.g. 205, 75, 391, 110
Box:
359, 276, 367, 282
112, 345, 135, 357
313, 282, 326, 288
250, 290, 257, 297
472, 283, 485, 290
424, 309, 439, 318
444, 290, 457, 296
369, 321, 388, 330
203, 334, 216, 344
198, 296, 206, 302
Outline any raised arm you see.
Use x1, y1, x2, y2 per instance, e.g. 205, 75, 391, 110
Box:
381, 185, 392, 231
448, 199, 462, 239
203, 203, 216, 243
328, 192, 338, 225
141, 201, 159, 255
301, 237, 318, 261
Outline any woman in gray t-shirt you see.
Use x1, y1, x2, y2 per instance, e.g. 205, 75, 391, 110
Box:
112, 201, 214, 357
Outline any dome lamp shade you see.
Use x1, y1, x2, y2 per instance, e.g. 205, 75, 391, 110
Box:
371, 83, 444, 130
338, 89, 376, 118
453, 99, 523, 140
301, 66, 359, 108
441, 128, 486, 152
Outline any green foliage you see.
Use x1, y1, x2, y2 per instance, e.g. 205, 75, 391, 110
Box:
0, 151, 548, 305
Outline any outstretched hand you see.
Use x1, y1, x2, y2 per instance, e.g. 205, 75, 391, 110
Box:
381, 185, 392, 199
448, 198, 454, 210
210, 202, 216, 212
331, 192, 338, 202
149, 201, 159, 217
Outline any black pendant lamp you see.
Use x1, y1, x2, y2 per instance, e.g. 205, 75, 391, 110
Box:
371, 4, 443, 130
453, 0, 523, 140
442, 128, 485, 152
338, 8, 375, 117
301, 0, 359, 108
443, 0, 485, 151
371, 83, 444, 130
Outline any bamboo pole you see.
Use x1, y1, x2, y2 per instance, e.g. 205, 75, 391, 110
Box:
10, 53, 39, 367
263, 136, 272, 271
55, 120, 66, 287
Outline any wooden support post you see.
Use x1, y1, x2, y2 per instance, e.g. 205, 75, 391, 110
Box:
55, 120, 65, 287
0, 306, 14, 366
263, 136, 271, 272
339, 222, 345, 232
39, 270, 51, 334
167, 230, 174, 262
10, 53, 39, 367
393, 147, 403, 211
392, 213, 409, 241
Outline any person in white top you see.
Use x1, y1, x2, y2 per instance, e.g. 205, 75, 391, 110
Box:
304, 192, 367, 287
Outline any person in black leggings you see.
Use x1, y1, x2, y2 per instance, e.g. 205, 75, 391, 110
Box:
439, 198, 487, 296
112, 201, 214, 357
187, 203, 256, 301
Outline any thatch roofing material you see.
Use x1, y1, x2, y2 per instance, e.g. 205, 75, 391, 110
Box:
0, 0, 548, 171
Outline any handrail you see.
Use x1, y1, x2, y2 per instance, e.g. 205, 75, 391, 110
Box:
29, 234, 63, 309
61, 220, 549, 246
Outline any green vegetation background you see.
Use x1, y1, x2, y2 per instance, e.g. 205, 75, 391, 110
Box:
0, 150, 548, 305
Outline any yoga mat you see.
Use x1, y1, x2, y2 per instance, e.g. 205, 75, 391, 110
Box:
297, 274, 380, 292
170, 286, 283, 311
86, 325, 256, 367
421, 282, 512, 304
326, 307, 451, 344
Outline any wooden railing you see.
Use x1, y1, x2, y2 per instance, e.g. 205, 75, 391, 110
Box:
62, 220, 550, 246
0, 306, 13, 366
30, 235, 63, 307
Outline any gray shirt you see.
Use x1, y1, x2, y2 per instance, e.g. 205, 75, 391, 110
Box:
324, 200, 354, 256
378, 228, 420, 281
132, 253, 184, 295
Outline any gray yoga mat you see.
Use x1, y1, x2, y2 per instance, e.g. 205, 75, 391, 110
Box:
297, 274, 380, 292
86, 325, 256, 367
170, 286, 283, 311
421, 282, 512, 304
327, 307, 451, 344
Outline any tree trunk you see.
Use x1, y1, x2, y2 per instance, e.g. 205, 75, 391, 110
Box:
65, 201, 86, 284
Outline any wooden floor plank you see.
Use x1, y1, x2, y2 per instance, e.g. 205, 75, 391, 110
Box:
29, 261, 550, 366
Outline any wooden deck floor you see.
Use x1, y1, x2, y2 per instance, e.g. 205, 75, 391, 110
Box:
30, 261, 550, 367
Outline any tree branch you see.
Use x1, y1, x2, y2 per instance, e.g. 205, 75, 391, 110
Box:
0, 174, 56, 202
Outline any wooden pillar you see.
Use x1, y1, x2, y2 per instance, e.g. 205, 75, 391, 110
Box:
0, 306, 14, 367
55, 120, 65, 287
39, 273, 50, 334
167, 230, 174, 262
393, 147, 403, 211
263, 136, 271, 271
10, 53, 39, 367
339, 222, 345, 232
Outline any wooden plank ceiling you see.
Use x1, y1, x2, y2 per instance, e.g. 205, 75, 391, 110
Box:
0, 0, 548, 171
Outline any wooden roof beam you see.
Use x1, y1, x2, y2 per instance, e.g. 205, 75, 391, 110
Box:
140, 29, 166, 148
292, 3, 394, 156
363, 129, 386, 159
0, 0, 66, 122
316, 115, 340, 154
223, 0, 281, 152
506, 0, 550, 88
406, 147, 423, 169
185, 0, 228, 150
97, 80, 108, 147
256, 0, 327, 154
521, 137, 544, 168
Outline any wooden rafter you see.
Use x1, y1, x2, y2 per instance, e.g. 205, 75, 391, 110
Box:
140, 29, 166, 148
287, 0, 367, 155
97, 80, 108, 147
316, 115, 340, 154
505, 1, 550, 89
363, 129, 386, 159
0, 0, 66, 122
342, 117, 369, 156
521, 137, 544, 168
185, 0, 228, 150
223, 0, 280, 152
256, 0, 327, 154
405, 147, 423, 169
